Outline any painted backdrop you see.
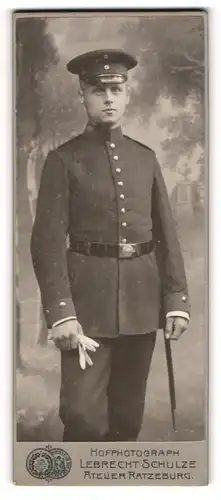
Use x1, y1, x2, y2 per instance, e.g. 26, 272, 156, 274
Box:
16, 14, 206, 442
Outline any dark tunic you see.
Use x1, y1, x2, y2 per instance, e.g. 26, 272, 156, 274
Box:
31, 123, 190, 337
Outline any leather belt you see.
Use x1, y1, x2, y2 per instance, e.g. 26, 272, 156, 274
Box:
69, 240, 154, 259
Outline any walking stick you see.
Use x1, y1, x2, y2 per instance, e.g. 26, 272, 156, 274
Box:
164, 336, 177, 431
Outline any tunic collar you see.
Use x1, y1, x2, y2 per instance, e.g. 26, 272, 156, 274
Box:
83, 121, 123, 144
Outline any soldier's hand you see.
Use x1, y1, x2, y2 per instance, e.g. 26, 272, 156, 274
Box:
51, 319, 99, 357
165, 316, 189, 341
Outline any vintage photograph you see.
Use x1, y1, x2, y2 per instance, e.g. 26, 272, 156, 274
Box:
15, 11, 207, 448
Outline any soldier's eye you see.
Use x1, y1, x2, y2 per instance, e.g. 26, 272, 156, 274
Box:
111, 86, 122, 94
91, 86, 103, 95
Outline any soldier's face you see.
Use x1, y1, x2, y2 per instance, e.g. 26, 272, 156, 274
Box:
80, 81, 130, 126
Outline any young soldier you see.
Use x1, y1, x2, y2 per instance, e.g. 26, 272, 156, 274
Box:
31, 49, 190, 442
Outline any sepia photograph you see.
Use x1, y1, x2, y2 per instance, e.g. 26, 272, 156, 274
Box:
14, 10, 208, 481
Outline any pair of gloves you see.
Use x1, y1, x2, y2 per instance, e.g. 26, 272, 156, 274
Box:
49, 319, 99, 370
49, 316, 188, 370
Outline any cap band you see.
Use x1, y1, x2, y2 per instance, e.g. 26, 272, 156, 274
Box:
81, 74, 127, 85
99, 74, 126, 84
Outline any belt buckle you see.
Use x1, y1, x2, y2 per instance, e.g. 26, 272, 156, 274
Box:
119, 242, 137, 259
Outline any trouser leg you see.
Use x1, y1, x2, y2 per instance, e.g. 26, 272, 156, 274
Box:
59, 339, 112, 442
106, 332, 157, 441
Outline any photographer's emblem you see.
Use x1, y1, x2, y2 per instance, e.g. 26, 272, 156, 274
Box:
49, 447, 72, 479
26, 448, 54, 480
26, 445, 72, 481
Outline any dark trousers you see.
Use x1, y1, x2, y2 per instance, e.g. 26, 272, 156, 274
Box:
60, 332, 156, 442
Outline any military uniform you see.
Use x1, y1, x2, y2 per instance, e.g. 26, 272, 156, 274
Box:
31, 50, 190, 441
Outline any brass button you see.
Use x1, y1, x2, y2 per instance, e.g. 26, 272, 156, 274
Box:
110, 143, 115, 149
182, 295, 187, 302
120, 194, 125, 199
113, 155, 119, 160
122, 222, 127, 227
120, 208, 126, 213
117, 181, 123, 186
122, 238, 127, 243
104, 64, 110, 70
59, 301, 66, 308
116, 168, 121, 173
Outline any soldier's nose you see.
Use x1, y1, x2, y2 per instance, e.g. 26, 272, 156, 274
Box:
104, 89, 114, 104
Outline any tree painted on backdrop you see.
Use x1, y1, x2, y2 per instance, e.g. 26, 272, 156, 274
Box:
119, 15, 205, 186
16, 18, 58, 357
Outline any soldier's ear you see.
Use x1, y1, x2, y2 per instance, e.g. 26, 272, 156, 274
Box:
78, 88, 85, 104
126, 83, 131, 104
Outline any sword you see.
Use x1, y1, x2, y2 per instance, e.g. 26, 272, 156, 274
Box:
164, 335, 177, 432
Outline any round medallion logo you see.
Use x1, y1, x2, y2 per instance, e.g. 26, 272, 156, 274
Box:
26, 445, 72, 481
49, 448, 72, 479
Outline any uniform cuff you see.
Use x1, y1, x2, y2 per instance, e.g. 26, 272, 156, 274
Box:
163, 291, 190, 316
44, 298, 76, 329
52, 316, 77, 328
166, 310, 190, 321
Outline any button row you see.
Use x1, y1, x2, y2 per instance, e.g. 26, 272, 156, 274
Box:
109, 143, 127, 241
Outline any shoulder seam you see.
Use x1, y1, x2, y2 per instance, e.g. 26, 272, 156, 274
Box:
55, 133, 83, 151
123, 134, 154, 152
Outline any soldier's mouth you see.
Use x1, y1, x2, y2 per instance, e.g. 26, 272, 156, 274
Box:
102, 109, 117, 112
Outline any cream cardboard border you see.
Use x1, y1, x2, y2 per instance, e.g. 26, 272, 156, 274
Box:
12, 9, 209, 486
